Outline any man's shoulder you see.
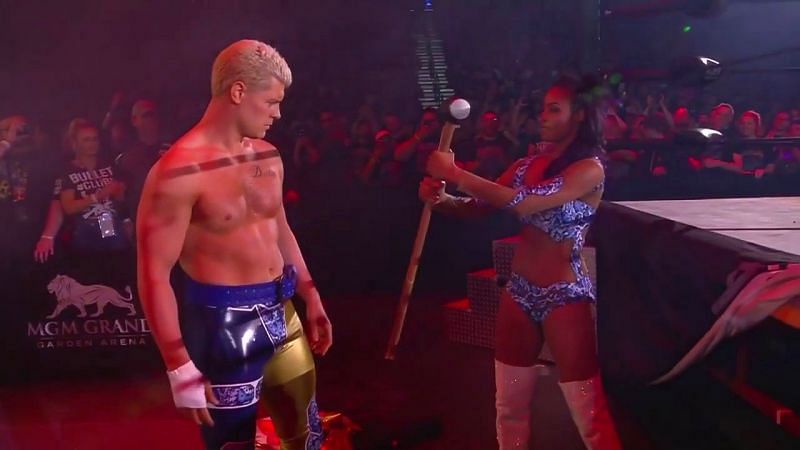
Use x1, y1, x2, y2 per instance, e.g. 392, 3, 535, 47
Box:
152, 143, 194, 171
141, 152, 201, 203
162, 137, 278, 161
141, 137, 206, 186
243, 138, 283, 168
245, 138, 278, 152
151, 137, 279, 181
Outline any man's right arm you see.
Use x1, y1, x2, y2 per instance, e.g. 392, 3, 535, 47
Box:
136, 157, 195, 370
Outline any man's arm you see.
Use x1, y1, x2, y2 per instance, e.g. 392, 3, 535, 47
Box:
136, 158, 195, 370
137, 156, 216, 421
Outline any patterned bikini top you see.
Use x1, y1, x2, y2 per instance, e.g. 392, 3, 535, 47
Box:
509, 156, 602, 243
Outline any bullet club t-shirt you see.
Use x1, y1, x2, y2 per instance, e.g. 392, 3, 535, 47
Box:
55, 161, 129, 252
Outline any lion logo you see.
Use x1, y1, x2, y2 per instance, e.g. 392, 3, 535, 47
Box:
46, 274, 136, 319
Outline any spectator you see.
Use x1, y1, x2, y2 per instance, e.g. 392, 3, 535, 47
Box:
501, 94, 542, 159
643, 93, 675, 130
604, 108, 639, 179
460, 110, 514, 179
702, 104, 741, 174
35, 117, 96, 263
114, 99, 170, 226
774, 121, 800, 175
0, 116, 61, 269
639, 113, 671, 140
318, 110, 350, 162
697, 113, 711, 128
62, 118, 92, 157
766, 111, 791, 138
636, 113, 672, 176
353, 94, 380, 133
55, 122, 132, 290
732, 110, 776, 179
517, 113, 541, 158
291, 121, 321, 170
349, 119, 375, 177
382, 112, 411, 142
709, 103, 735, 133
673, 107, 695, 131
359, 129, 399, 185
106, 118, 133, 159
101, 91, 131, 132
312, 111, 352, 187
395, 108, 442, 179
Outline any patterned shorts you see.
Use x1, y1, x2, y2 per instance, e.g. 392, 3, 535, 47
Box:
507, 272, 596, 322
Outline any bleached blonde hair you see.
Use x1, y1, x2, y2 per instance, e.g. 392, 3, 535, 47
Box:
211, 40, 292, 97
65, 117, 91, 143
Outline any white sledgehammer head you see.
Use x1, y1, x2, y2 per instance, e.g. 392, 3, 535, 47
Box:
448, 98, 471, 121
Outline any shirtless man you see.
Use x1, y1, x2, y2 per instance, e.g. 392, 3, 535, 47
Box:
137, 40, 332, 450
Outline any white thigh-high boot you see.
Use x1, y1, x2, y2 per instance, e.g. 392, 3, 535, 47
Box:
558, 374, 622, 450
495, 360, 539, 450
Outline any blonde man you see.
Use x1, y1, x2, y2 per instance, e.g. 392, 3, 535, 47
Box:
137, 40, 331, 450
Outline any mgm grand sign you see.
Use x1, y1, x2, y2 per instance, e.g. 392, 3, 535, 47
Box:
27, 274, 152, 350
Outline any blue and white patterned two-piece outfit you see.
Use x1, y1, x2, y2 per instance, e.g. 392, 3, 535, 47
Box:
505, 156, 603, 322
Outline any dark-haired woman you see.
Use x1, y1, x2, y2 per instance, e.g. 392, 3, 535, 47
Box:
421, 77, 622, 450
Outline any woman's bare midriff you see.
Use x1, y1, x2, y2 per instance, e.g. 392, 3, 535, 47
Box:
510, 225, 588, 287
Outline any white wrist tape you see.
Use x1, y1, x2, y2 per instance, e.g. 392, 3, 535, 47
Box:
166, 360, 207, 408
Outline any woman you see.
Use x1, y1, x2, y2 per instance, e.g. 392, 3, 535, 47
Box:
34, 118, 90, 263
733, 110, 775, 179
56, 122, 132, 292
421, 76, 622, 450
